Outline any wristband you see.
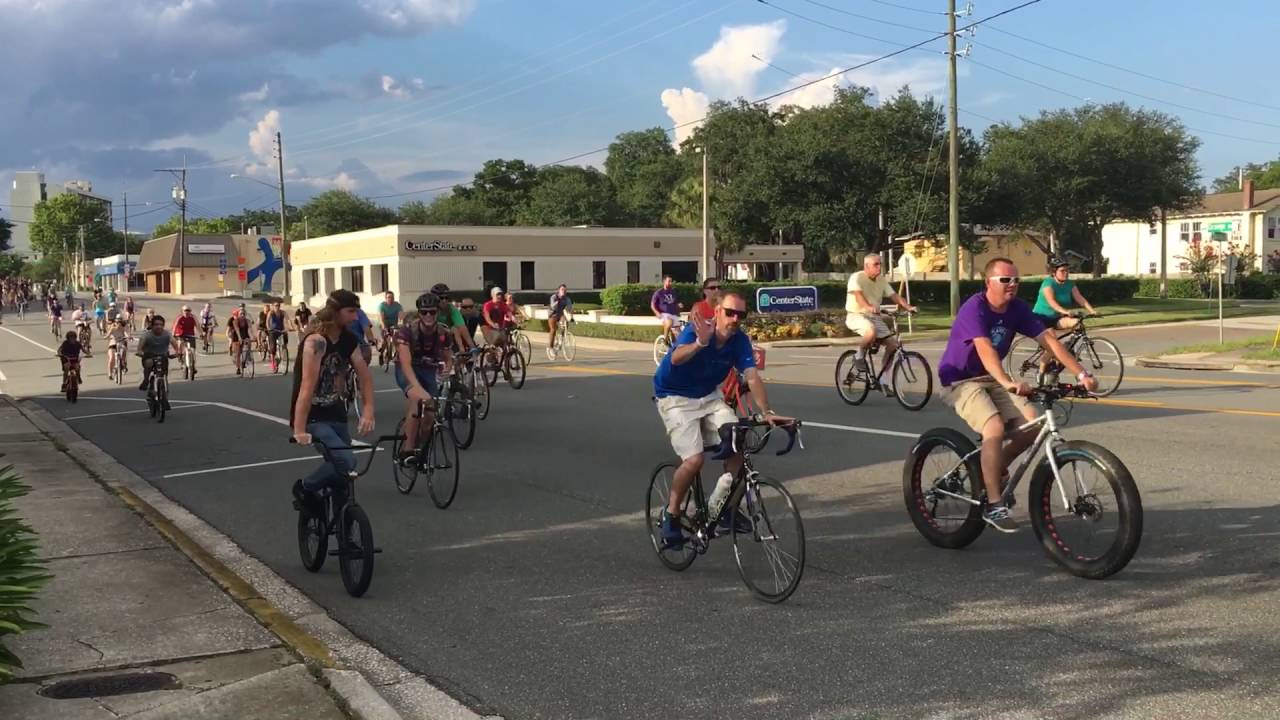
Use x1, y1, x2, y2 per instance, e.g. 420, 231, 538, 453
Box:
1076, 371, 1093, 381
694, 338, 709, 348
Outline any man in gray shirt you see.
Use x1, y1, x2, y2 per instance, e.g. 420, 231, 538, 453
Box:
136, 314, 181, 408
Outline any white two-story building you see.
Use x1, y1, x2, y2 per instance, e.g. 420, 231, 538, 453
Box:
1101, 180, 1280, 276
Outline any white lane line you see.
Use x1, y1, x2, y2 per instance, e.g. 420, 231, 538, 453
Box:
207, 401, 371, 447
806, 421, 918, 439
64, 402, 210, 421
1, 325, 58, 353
162, 447, 378, 479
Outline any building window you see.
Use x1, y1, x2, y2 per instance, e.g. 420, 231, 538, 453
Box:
1268, 216, 1278, 239
1148, 262, 1157, 275
592, 260, 607, 289
371, 264, 389, 294
303, 270, 319, 297
1179, 221, 1202, 243
627, 260, 640, 284
520, 261, 535, 290
323, 268, 335, 294
346, 266, 364, 293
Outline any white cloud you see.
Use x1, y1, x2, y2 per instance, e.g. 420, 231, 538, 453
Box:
381, 75, 426, 98
691, 21, 786, 99
239, 83, 270, 103
303, 172, 361, 191
249, 110, 281, 163
660, 88, 711, 147
772, 68, 845, 110
838, 55, 950, 103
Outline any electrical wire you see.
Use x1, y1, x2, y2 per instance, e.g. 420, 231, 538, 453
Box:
784, 0, 939, 34
758, 0, 937, 47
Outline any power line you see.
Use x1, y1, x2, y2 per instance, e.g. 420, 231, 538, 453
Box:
784, 0, 939, 33
855, 0, 947, 15
757, 0, 937, 47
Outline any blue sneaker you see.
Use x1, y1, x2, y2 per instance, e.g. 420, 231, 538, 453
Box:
660, 509, 686, 550
718, 506, 754, 535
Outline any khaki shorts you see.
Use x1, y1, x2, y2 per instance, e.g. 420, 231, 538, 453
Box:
845, 313, 891, 338
941, 378, 1035, 433
655, 392, 739, 461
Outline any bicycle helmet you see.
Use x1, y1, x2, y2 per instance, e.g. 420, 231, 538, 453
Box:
415, 292, 440, 312
1048, 256, 1069, 270
429, 282, 451, 297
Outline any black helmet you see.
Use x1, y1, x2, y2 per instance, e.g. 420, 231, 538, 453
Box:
429, 282, 450, 296
415, 292, 440, 312
1048, 256, 1069, 270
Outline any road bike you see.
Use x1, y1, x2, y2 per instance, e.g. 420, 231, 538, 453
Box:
545, 318, 577, 362
61, 358, 81, 403
480, 341, 526, 390
108, 338, 129, 385
392, 396, 461, 508
142, 354, 177, 423
462, 349, 491, 422
835, 310, 932, 411
200, 324, 216, 354
721, 345, 768, 453
291, 434, 398, 598
646, 417, 806, 603
652, 318, 686, 366
1006, 313, 1124, 397
903, 383, 1142, 579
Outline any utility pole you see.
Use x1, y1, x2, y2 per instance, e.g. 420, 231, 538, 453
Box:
78, 225, 86, 290
154, 163, 187, 295
275, 131, 290, 300
1158, 207, 1168, 298
946, 0, 961, 316
701, 147, 710, 280
123, 192, 128, 294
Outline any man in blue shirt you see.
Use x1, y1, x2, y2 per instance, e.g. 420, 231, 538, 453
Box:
653, 292, 789, 547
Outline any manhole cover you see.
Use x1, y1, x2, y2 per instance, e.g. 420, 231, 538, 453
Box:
39, 671, 181, 699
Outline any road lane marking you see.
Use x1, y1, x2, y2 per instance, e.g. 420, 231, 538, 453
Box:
162, 447, 377, 479
64, 402, 210, 421
1093, 397, 1280, 418
1124, 375, 1280, 388
806, 421, 918, 439
1, 325, 57, 353
537, 365, 639, 376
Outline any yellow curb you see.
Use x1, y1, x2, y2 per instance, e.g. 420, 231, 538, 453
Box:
111, 484, 338, 669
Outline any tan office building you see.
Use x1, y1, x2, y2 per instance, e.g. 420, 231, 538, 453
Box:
289, 225, 804, 305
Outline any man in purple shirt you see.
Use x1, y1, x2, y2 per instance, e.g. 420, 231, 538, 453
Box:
650, 275, 683, 341
937, 257, 1098, 532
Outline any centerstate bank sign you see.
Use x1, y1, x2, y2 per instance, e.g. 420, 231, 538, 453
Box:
755, 285, 819, 313
404, 239, 478, 253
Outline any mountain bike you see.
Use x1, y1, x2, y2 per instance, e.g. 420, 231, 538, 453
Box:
646, 418, 806, 603
142, 354, 177, 423
835, 311, 932, 411
392, 396, 461, 508
546, 318, 576, 362
291, 434, 398, 598
653, 318, 686, 366
1006, 313, 1124, 397
903, 383, 1142, 579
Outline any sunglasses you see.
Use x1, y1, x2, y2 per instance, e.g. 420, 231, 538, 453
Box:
704, 285, 721, 291
723, 307, 749, 319
991, 276, 1021, 285
421, 309, 438, 316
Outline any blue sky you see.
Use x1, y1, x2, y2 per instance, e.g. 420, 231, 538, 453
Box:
2, 0, 1277, 232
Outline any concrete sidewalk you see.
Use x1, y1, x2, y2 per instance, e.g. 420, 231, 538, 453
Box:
0, 397, 401, 720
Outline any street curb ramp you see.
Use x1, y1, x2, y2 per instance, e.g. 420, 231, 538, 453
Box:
6, 395, 499, 720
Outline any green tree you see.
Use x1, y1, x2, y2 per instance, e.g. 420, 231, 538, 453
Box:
452, 159, 540, 225
0, 216, 12, 252
150, 215, 239, 237
981, 103, 1201, 275
28, 195, 114, 277
605, 129, 680, 226
665, 175, 703, 229
407, 194, 502, 225
1210, 157, 1280, 193
516, 166, 619, 227
27, 255, 62, 283
298, 190, 397, 237
0, 253, 26, 277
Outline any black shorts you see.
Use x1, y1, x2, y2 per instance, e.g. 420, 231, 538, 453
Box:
1035, 313, 1060, 330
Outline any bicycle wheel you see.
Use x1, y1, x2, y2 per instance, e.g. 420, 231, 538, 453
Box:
1028, 441, 1142, 579
892, 351, 933, 411
66, 373, 78, 403
337, 504, 375, 597
515, 331, 532, 365
902, 428, 986, 549
391, 419, 418, 495
834, 350, 871, 405
482, 352, 501, 387
733, 477, 805, 603
473, 369, 491, 420
448, 385, 476, 450
279, 340, 290, 372
1005, 336, 1044, 385
297, 505, 327, 572
156, 379, 167, 423
562, 329, 576, 361
1076, 337, 1124, 397
645, 463, 696, 571
426, 424, 461, 509
505, 349, 526, 390
653, 335, 670, 366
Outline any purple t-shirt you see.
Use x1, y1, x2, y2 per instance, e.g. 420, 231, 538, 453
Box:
651, 288, 679, 315
938, 293, 1045, 386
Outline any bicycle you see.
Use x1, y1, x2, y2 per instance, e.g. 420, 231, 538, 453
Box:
108, 338, 129, 385
509, 324, 533, 365
180, 339, 197, 381
142, 354, 177, 423
291, 434, 397, 598
16, 300, 25, 321
256, 329, 270, 362
201, 324, 216, 354
645, 417, 807, 603
463, 350, 491, 422
545, 318, 577, 362
903, 383, 1143, 579
50, 316, 62, 338
652, 318, 686, 366
61, 358, 82, 403
391, 396, 461, 508
441, 356, 479, 449
266, 332, 289, 374
236, 339, 255, 379
1006, 312, 1123, 396
77, 322, 93, 356
835, 311, 932, 411
377, 329, 397, 372
480, 341, 526, 390
721, 346, 768, 453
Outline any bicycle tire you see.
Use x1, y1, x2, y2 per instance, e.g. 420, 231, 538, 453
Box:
834, 350, 871, 405
902, 428, 986, 549
297, 505, 327, 572
733, 477, 805, 603
473, 369, 491, 420
482, 352, 501, 387
515, 331, 532, 366
1005, 336, 1044, 385
66, 374, 78, 403
280, 341, 291, 373
645, 462, 697, 571
391, 419, 418, 495
156, 379, 167, 423
562, 329, 576, 361
1028, 440, 1142, 579
1077, 337, 1124, 397
426, 424, 460, 509
892, 351, 933, 411
448, 385, 476, 450
338, 504, 375, 597
505, 349, 526, 390
653, 335, 670, 366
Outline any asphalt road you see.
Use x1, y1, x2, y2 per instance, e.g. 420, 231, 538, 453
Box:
4, 302, 1280, 719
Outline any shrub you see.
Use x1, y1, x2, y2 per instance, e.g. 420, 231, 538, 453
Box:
1268, 250, 1280, 274
1238, 275, 1280, 300
1136, 277, 1205, 298
0, 466, 51, 681
521, 318, 659, 343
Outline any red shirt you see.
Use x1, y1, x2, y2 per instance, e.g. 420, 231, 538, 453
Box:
482, 300, 510, 327
173, 314, 197, 338
691, 300, 715, 321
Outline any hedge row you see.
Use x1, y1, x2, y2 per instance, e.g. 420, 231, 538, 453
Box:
601, 278, 1141, 315
0, 466, 50, 680
521, 318, 659, 343
1136, 276, 1279, 300
443, 289, 602, 306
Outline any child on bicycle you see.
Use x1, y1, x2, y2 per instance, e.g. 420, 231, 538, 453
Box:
57, 331, 84, 392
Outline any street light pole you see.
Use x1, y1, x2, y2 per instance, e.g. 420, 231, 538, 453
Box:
702, 147, 710, 281
276, 131, 290, 300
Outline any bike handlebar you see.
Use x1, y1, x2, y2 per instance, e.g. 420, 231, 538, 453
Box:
1026, 383, 1094, 404
709, 418, 803, 460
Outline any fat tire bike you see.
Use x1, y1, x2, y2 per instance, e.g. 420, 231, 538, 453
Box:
834, 311, 932, 411
903, 382, 1142, 579
646, 418, 807, 603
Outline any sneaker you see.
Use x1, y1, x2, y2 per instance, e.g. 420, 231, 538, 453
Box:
983, 504, 1019, 533
660, 509, 687, 550
854, 355, 868, 371
291, 479, 323, 514
717, 508, 754, 535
